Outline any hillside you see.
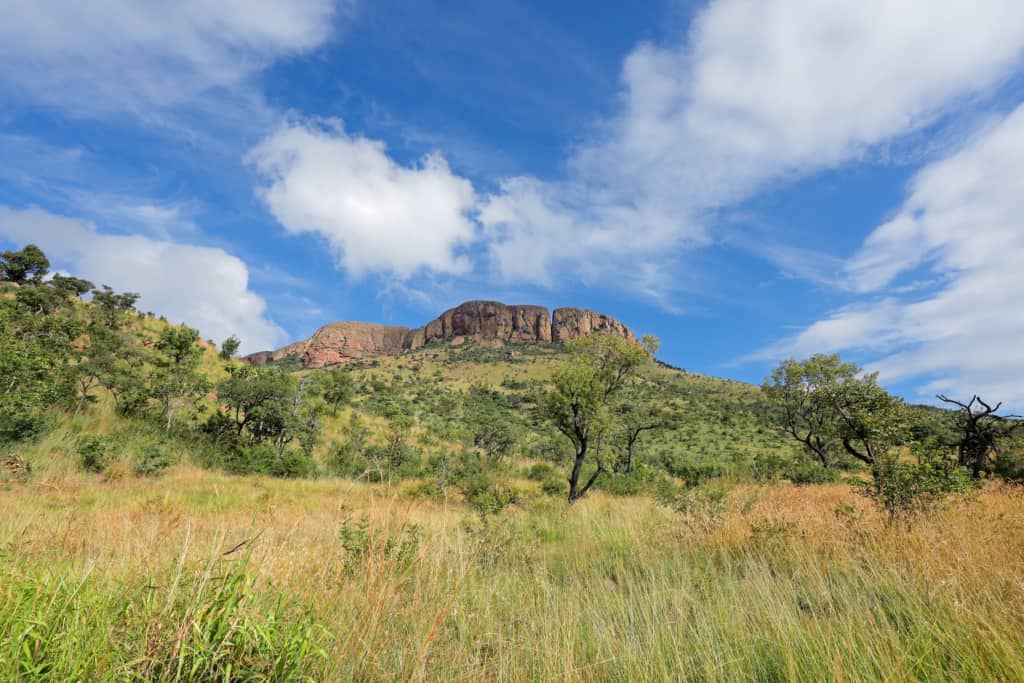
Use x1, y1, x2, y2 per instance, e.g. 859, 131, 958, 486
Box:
4, 247, 1024, 681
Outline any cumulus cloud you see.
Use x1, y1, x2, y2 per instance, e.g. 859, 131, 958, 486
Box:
249, 119, 478, 280
480, 0, 1024, 292
762, 105, 1024, 408
0, 205, 286, 354
0, 0, 344, 113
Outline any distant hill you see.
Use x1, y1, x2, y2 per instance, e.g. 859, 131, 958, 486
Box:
244, 299, 634, 368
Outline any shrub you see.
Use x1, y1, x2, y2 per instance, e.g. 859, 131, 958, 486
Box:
459, 473, 519, 514
134, 443, 175, 476
540, 475, 564, 497
78, 435, 110, 473
857, 446, 978, 525
993, 451, 1024, 484
522, 462, 557, 481
784, 458, 839, 485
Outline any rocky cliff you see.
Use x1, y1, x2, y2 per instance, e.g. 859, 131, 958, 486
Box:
244, 300, 633, 368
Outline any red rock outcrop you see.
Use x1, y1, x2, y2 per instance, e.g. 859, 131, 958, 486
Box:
551, 307, 635, 343
407, 301, 552, 349
299, 322, 411, 368
242, 300, 633, 367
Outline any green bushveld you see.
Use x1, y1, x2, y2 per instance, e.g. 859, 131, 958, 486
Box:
2, 243, 1024, 680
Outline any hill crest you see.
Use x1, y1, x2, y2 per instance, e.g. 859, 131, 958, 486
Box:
244, 300, 634, 368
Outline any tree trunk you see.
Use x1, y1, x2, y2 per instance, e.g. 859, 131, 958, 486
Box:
567, 442, 587, 502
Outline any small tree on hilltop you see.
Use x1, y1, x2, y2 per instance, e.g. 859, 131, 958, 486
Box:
1, 244, 50, 284
544, 333, 654, 502
220, 335, 241, 361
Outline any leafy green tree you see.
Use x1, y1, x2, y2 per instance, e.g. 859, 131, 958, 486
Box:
0, 296, 81, 440
937, 394, 1022, 478
1, 244, 49, 284
220, 335, 241, 360
614, 399, 678, 474
146, 325, 207, 430
828, 376, 906, 468
49, 274, 94, 299
544, 333, 653, 502
90, 285, 140, 328
213, 366, 322, 459
318, 366, 355, 418
763, 354, 859, 467
156, 325, 201, 365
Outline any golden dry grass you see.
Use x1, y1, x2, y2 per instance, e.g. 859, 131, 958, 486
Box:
3, 465, 1024, 681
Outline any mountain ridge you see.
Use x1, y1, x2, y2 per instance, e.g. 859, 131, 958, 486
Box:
244, 300, 635, 368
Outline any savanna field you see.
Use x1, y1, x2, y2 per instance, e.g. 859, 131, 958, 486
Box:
3, 263, 1024, 681
4, 462, 1024, 681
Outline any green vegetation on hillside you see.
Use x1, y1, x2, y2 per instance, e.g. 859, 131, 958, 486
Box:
3, 243, 1024, 681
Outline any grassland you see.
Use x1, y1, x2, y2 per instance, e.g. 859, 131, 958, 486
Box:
3, 458, 1024, 681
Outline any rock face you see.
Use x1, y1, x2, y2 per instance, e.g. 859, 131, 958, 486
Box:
243, 300, 633, 367
551, 307, 635, 343
300, 323, 411, 368
408, 301, 552, 349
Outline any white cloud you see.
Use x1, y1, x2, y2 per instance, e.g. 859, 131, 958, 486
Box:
0, 205, 286, 354
480, 0, 1024, 293
764, 105, 1024, 408
249, 119, 478, 280
0, 0, 344, 114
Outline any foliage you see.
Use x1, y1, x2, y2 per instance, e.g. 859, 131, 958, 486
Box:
856, 441, 978, 524
134, 443, 175, 476
762, 354, 859, 467
77, 435, 110, 473
0, 244, 49, 284
544, 333, 653, 501
220, 334, 241, 360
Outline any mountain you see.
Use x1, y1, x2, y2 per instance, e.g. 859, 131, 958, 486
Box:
244, 300, 635, 368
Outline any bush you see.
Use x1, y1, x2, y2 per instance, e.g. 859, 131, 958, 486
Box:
993, 451, 1024, 484
540, 476, 564, 497
522, 462, 557, 481
857, 447, 978, 524
134, 443, 175, 476
784, 458, 839, 485
78, 435, 110, 473
459, 473, 519, 514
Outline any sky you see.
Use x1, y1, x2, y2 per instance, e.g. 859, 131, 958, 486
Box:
1, 0, 1023, 409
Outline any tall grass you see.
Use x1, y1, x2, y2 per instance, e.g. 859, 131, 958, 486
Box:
2, 467, 1024, 681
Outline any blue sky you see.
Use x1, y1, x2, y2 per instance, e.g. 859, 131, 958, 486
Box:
1, 1, 1024, 408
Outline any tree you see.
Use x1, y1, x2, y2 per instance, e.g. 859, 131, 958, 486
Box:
318, 366, 355, 418
937, 394, 1022, 478
1, 244, 49, 284
213, 366, 320, 456
829, 376, 906, 468
49, 274, 94, 299
763, 354, 859, 467
90, 285, 140, 329
150, 326, 208, 431
614, 399, 677, 474
0, 295, 80, 440
544, 333, 653, 502
857, 439, 977, 525
764, 355, 907, 474
220, 335, 241, 360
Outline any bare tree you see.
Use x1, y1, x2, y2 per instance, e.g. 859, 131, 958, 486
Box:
937, 395, 1022, 478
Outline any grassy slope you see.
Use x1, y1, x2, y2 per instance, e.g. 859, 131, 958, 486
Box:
5, 334, 1024, 679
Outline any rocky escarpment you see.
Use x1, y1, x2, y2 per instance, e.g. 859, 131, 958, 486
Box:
244, 300, 634, 368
